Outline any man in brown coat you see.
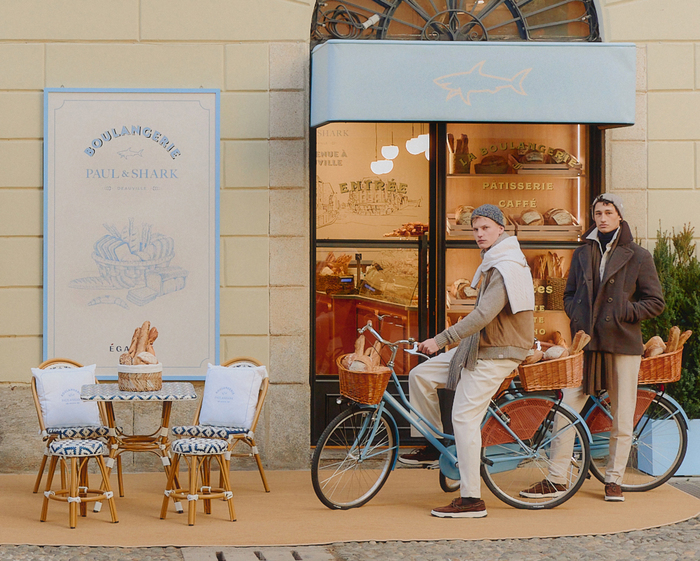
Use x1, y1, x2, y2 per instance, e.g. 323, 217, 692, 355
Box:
521, 193, 664, 502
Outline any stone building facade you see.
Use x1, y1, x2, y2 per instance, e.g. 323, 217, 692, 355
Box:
0, 0, 699, 472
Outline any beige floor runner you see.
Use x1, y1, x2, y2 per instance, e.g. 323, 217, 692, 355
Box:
2, 470, 699, 547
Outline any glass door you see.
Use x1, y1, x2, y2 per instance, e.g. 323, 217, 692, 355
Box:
312, 122, 432, 441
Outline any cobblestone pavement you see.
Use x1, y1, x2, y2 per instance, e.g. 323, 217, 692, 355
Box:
2, 515, 700, 561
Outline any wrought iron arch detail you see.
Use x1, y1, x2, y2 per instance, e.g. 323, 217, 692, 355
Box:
312, 0, 600, 44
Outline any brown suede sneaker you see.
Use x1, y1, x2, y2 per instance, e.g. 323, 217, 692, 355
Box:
520, 479, 568, 499
604, 482, 624, 502
431, 498, 487, 518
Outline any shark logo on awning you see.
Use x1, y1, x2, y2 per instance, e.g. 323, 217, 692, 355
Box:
434, 61, 531, 106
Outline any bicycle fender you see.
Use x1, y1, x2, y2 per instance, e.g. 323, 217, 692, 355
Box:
659, 394, 690, 426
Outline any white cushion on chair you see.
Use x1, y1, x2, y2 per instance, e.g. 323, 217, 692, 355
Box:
32, 365, 101, 429
49, 439, 106, 457
199, 363, 266, 430
172, 425, 246, 438
171, 438, 228, 455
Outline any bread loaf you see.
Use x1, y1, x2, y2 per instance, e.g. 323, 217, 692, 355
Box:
543, 345, 569, 361
523, 349, 544, 365
544, 208, 575, 226
679, 330, 693, 349
521, 210, 544, 226
455, 205, 474, 226
568, 330, 591, 354
644, 335, 666, 358
666, 326, 681, 353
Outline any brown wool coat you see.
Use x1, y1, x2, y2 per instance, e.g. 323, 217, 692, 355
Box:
564, 221, 665, 355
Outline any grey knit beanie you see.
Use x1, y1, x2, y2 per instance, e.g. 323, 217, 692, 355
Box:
471, 204, 505, 227
591, 193, 624, 219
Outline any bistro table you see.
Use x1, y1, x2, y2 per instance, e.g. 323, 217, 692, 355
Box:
81, 381, 197, 510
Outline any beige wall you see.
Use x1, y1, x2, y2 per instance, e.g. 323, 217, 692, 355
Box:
0, 0, 696, 472
0, 0, 315, 471
601, 0, 700, 247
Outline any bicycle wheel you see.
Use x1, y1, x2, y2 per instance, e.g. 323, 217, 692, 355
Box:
311, 405, 398, 509
481, 398, 591, 509
587, 391, 688, 492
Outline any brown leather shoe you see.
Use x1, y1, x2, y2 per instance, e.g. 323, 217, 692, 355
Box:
431, 498, 487, 518
604, 482, 624, 502
520, 479, 568, 499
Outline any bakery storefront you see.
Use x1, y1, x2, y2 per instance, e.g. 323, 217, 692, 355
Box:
309, 6, 636, 441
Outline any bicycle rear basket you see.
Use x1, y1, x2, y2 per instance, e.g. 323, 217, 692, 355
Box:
336, 355, 392, 405
638, 347, 683, 384
517, 351, 583, 392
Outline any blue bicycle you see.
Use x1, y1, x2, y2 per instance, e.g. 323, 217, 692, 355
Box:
311, 321, 592, 510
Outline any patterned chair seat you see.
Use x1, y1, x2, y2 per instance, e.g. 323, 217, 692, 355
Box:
46, 425, 114, 439
172, 425, 247, 439
49, 439, 106, 457
171, 438, 228, 456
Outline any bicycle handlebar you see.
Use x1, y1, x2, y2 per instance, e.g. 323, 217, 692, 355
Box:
358, 321, 430, 359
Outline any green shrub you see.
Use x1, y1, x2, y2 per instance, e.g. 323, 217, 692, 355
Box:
641, 224, 700, 418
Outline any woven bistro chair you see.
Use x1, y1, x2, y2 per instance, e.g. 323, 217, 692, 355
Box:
170, 357, 270, 493
31, 359, 123, 495
32, 359, 118, 528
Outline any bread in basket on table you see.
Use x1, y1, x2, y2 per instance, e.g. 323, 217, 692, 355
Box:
118, 320, 163, 391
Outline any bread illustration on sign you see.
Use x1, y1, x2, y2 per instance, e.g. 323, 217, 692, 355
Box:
70, 219, 189, 308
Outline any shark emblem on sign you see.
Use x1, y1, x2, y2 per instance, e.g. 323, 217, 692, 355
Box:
117, 147, 144, 160
434, 61, 531, 106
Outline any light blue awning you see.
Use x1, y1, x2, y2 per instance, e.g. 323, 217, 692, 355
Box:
311, 40, 636, 127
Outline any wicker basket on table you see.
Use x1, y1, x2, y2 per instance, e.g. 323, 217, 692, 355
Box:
336, 355, 392, 405
638, 347, 683, 385
517, 351, 583, 392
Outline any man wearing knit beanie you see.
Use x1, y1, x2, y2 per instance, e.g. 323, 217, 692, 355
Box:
399, 204, 535, 518
521, 193, 664, 503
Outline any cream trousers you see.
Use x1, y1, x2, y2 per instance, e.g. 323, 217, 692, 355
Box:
548, 353, 641, 486
408, 349, 519, 498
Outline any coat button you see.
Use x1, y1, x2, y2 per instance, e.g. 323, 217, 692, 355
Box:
609, 278, 615, 284
608, 297, 613, 303
577, 299, 582, 303
605, 316, 610, 321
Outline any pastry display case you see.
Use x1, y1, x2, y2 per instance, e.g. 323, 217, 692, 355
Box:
443, 122, 591, 348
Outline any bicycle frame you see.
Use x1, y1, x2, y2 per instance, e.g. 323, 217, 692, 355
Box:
354, 321, 592, 475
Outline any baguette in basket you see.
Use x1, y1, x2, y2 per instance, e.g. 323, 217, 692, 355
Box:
338, 335, 392, 405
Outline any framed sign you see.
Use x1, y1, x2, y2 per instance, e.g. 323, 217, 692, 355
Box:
44, 89, 219, 379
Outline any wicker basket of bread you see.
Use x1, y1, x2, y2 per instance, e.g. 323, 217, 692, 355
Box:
337, 335, 392, 405
517, 331, 589, 392
638, 327, 691, 384
118, 321, 162, 391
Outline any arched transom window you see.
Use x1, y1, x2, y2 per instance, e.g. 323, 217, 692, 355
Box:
312, 0, 599, 43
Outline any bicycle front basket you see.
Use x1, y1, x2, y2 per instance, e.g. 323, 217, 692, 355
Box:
336, 355, 392, 405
